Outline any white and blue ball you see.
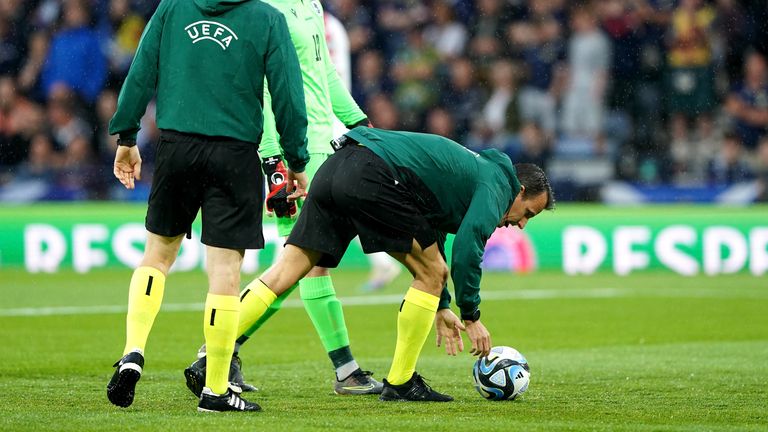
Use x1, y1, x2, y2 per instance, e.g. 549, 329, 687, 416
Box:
472, 346, 530, 401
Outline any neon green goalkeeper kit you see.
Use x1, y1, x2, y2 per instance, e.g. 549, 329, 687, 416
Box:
258, 0, 366, 160
239, 0, 368, 376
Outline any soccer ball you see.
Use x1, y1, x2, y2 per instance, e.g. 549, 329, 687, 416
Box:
472, 346, 530, 400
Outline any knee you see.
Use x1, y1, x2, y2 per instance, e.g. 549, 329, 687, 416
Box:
141, 234, 184, 273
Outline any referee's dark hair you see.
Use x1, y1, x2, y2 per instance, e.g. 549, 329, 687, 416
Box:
514, 163, 555, 210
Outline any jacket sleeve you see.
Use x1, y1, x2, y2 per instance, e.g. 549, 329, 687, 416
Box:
322, 38, 366, 127
265, 13, 309, 172
450, 185, 507, 316
438, 286, 452, 310
108, 2, 166, 140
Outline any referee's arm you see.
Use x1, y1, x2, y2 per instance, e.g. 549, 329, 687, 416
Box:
108, 1, 167, 141
264, 13, 309, 173
450, 186, 507, 318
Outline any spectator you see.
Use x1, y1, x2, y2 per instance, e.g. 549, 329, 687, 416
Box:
95, 88, 118, 164
102, 0, 146, 81
526, 0, 568, 23
57, 124, 97, 198
329, 0, 373, 56
665, 0, 716, 145
374, 0, 429, 62
366, 93, 400, 130
627, 0, 672, 159
508, 121, 551, 169
725, 51, 768, 151
391, 25, 439, 129
755, 136, 768, 202
706, 131, 754, 185
31, 0, 62, 30
130, 0, 162, 20
16, 133, 58, 181
352, 50, 389, 110
466, 0, 509, 67
135, 99, 159, 163
560, 3, 610, 151
480, 58, 521, 136
60, 134, 93, 175
470, 0, 511, 41
424, 0, 468, 60
425, 106, 456, 140
439, 57, 485, 140
516, 15, 565, 138
41, 0, 107, 104
46, 85, 92, 152
600, 0, 644, 116
4, 0, 768, 201
17, 30, 49, 102
0, 75, 45, 167
713, 0, 748, 84
0, 15, 23, 76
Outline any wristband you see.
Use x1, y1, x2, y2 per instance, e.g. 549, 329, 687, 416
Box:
117, 138, 137, 147
461, 309, 480, 322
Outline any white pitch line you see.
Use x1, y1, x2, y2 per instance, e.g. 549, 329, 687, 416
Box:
0, 287, 765, 317
0, 288, 622, 317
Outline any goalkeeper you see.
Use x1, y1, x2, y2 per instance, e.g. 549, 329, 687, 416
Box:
184, 0, 381, 397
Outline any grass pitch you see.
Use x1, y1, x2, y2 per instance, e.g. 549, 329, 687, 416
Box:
0, 269, 766, 431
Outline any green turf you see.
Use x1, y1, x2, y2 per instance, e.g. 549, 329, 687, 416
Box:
0, 269, 766, 431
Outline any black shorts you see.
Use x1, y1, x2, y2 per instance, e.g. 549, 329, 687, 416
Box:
146, 130, 264, 249
286, 144, 437, 268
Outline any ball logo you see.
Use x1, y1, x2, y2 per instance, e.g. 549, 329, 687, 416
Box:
185, 21, 238, 50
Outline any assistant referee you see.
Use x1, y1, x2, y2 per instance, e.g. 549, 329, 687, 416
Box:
238, 127, 555, 402
106, 0, 308, 413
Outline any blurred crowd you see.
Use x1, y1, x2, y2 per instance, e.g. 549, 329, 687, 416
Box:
1, 0, 767, 202
0, 0, 158, 200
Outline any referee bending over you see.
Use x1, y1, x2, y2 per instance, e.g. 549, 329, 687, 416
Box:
241, 127, 555, 402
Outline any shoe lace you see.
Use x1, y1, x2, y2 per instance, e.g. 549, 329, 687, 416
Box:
411, 374, 435, 396
348, 369, 374, 384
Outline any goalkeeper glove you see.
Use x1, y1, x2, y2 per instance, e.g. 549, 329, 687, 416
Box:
262, 155, 297, 218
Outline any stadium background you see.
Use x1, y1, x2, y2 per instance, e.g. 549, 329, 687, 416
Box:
0, 1, 766, 431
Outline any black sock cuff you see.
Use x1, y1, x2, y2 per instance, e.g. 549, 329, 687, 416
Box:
235, 335, 249, 348
328, 346, 354, 368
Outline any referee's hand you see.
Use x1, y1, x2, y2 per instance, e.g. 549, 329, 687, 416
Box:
435, 308, 465, 356
114, 145, 142, 190
286, 170, 308, 201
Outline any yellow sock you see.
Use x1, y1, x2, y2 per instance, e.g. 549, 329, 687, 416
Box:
237, 279, 278, 337
204, 293, 240, 395
387, 288, 439, 385
123, 266, 165, 355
